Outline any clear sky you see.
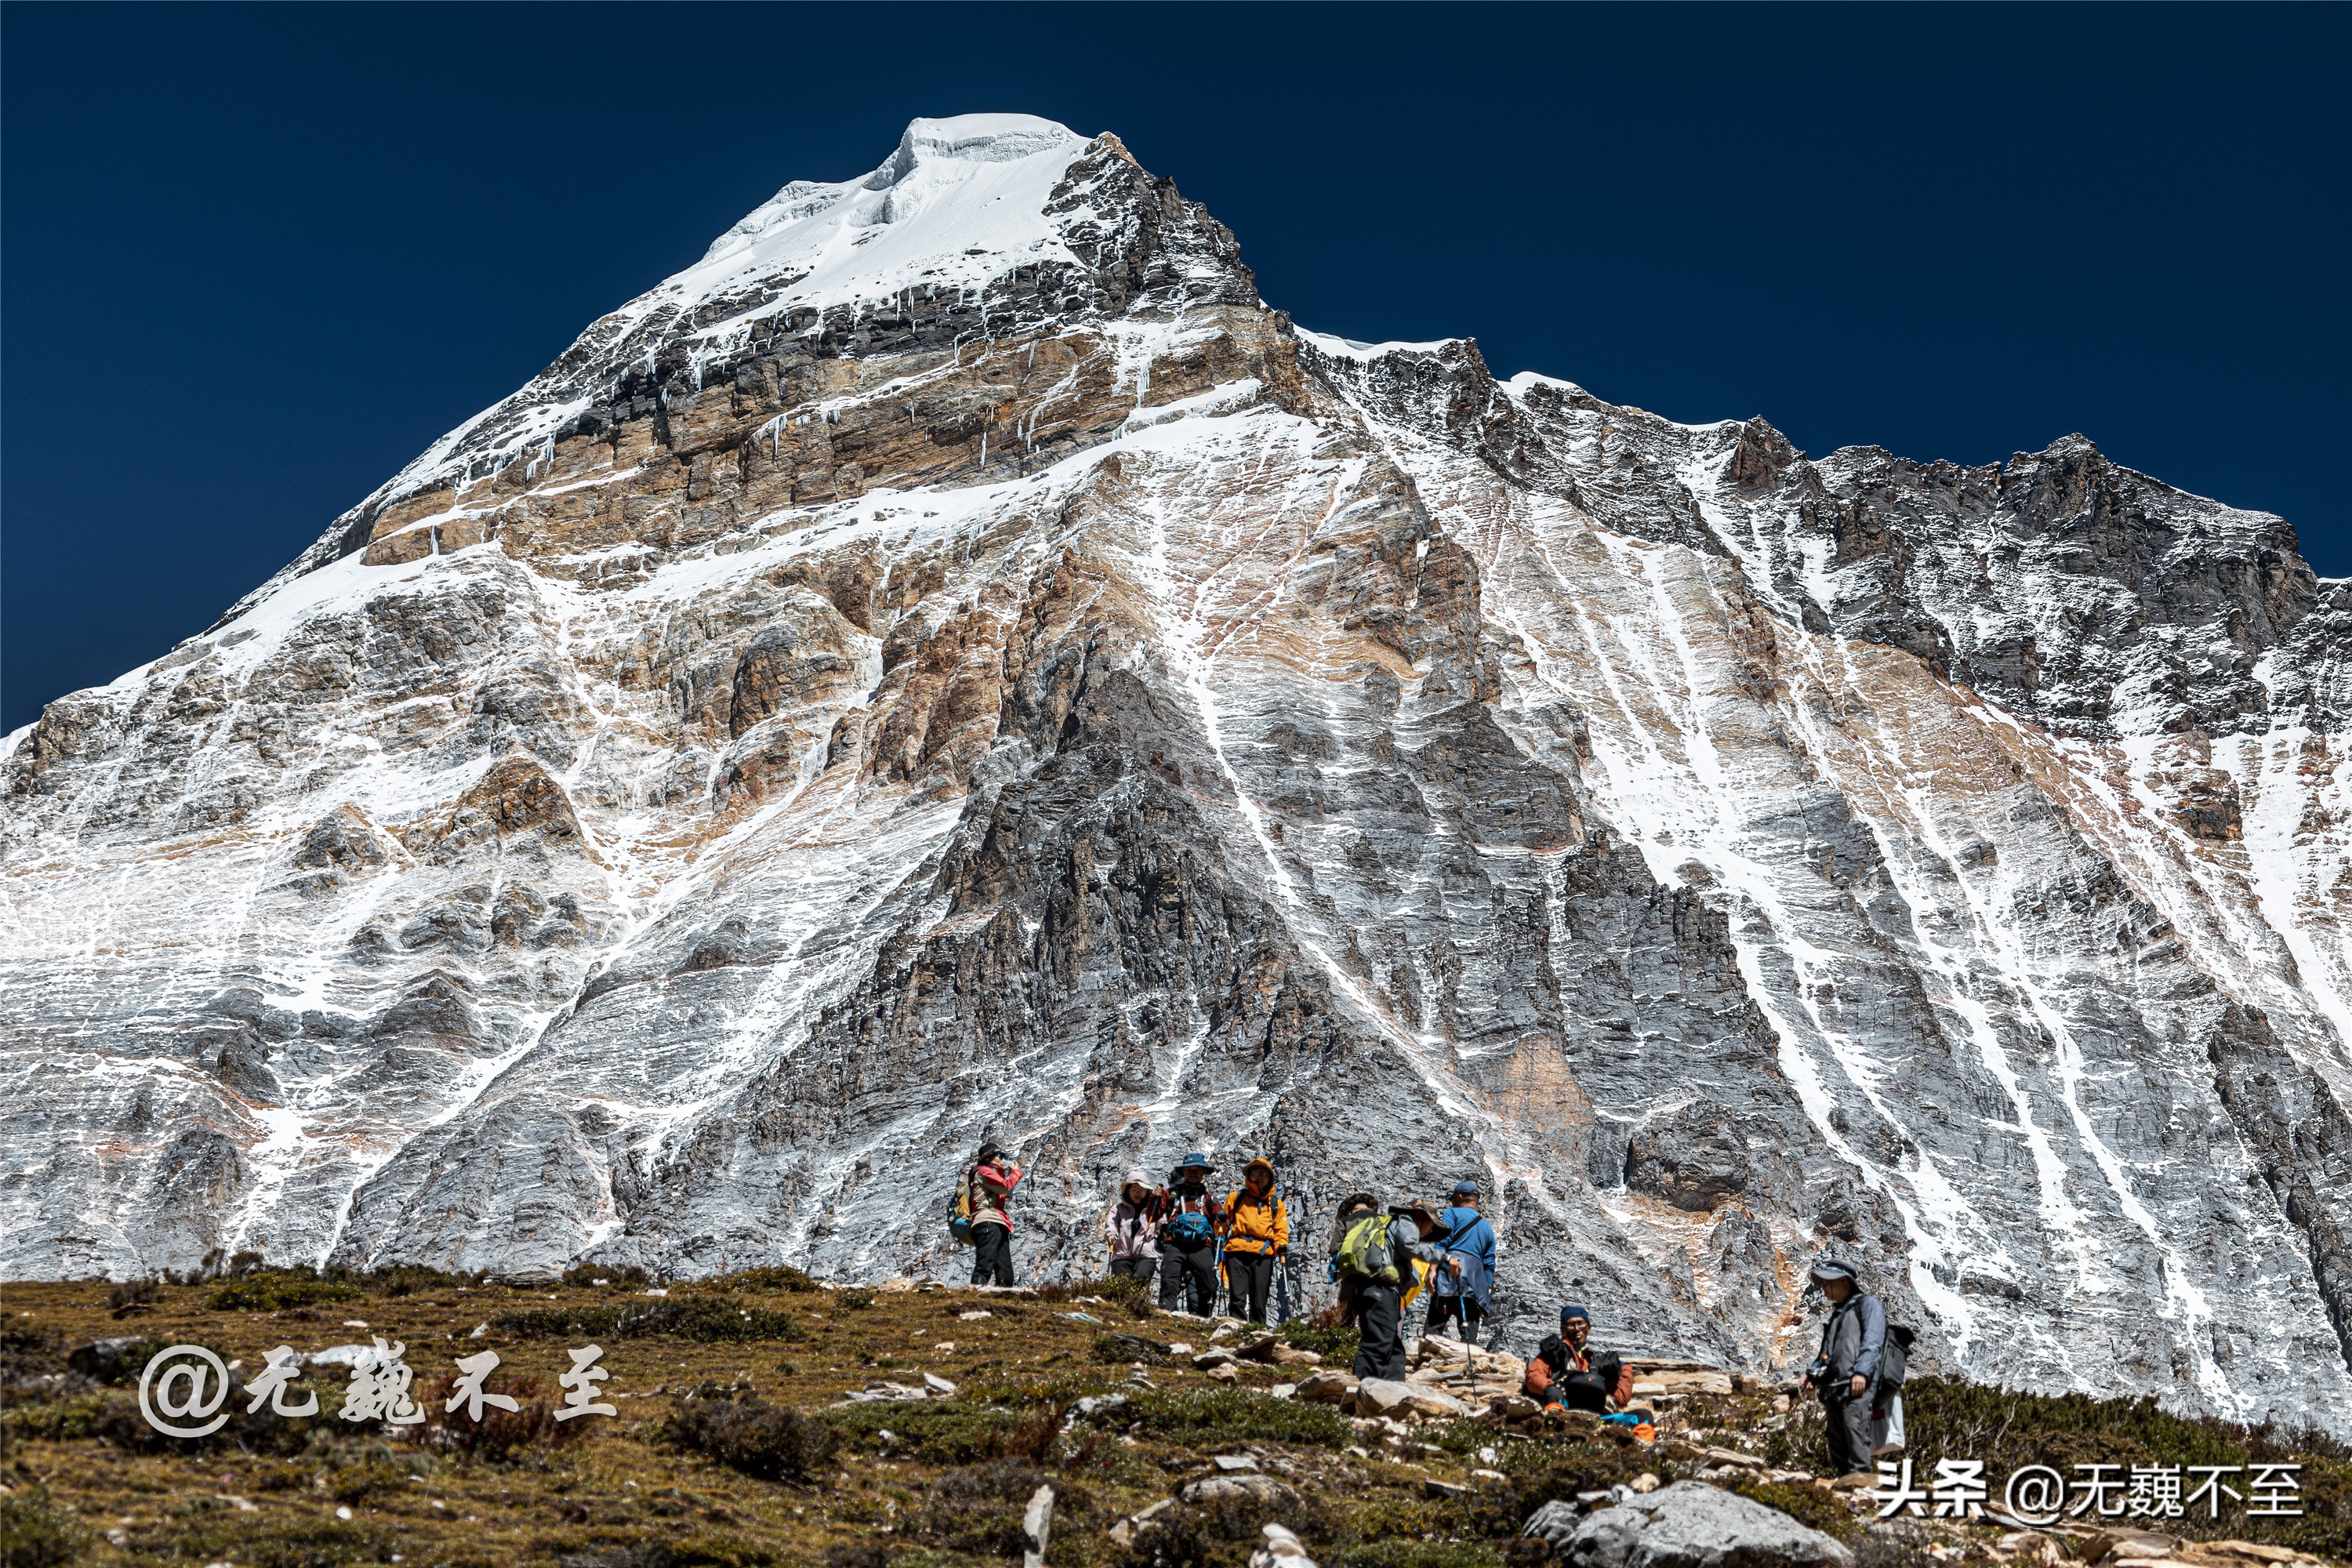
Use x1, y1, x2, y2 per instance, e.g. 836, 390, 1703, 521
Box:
4, 3, 2346, 735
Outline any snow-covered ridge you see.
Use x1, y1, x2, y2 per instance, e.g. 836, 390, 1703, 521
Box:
1294, 328, 1466, 361
675, 113, 1090, 329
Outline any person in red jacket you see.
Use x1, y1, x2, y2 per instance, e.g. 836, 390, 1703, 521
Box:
967, 1138, 1023, 1287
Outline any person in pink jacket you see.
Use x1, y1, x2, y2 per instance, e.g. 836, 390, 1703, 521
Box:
1103, 1170, 1160, 1283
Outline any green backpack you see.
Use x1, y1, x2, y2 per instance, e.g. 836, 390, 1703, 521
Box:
1334, 1213, 1399, 1285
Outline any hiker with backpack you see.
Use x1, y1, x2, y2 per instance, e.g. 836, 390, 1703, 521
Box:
1524, 1305, 1629, 1412
964, 1139, 1024, 1287
1219, 1156, 1290, 1325
1104, 1170, 1160, 1283
1333, 1197, 1462, 1380
1798, 1257, 1889, 1478
1327, 1192, 1382, 1330
1425, 1178, 1496, 1345
1157, 1152, 1227, 1316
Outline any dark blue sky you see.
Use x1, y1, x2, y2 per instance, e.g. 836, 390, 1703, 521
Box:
5, 4, 2347, 734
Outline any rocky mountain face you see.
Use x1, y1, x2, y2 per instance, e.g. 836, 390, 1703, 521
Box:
6, 114, 2350, 1433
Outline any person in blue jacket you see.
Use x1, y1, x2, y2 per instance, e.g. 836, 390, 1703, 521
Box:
1425, 1178, 1497, 1345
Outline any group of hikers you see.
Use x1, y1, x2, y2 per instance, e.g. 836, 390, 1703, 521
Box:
957, 1144, 1490, 1381
954, 1142, 1904, 1477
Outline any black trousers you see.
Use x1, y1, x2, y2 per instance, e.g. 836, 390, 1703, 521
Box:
1159, 1243, 1218, 1314
1108, 1254, 1152, 1283
971, 1222, 1014, 1287
1226, 1250, 1276, 1323
1425, 1292, 1486, 1345
1352, 1281, 1407, 1380
1821, 1382, 1876, 1475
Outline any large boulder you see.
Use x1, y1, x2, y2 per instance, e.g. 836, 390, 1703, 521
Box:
1523, 1483, 1854, 1568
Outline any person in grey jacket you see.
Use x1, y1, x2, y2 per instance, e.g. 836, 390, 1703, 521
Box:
1352, 1200, 1463, 1381
1798, 1257, 1886, 1476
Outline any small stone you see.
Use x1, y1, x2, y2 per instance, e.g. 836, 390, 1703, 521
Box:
1181, 1474, 1299, 1507
1295, 1369, 1354, 1403
1109, 1498, 1174, 1548
922, 1372, 957, 1396
1473, 1468, 1507, 1482
1632, 1472, 1661, 1494
1214, 1454, 1261, 1472
1209, 1364, 1239, 1384
934, 1341, 956, 1352
1250, 1522, 1319, 1568
958, 1309, 993, 1321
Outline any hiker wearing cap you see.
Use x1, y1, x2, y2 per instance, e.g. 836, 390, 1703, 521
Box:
1157, 1152, 1228, 1315
1219, 1156, 1290, 1324
1336, 1199, 1462, 1380
967, 1139, 1024, 1287
1104, 1171, 1161, 1283
1425, 1179, 1497, 1345
1798, 1258, 1887, 1477
1524, 1305, 1631, 1412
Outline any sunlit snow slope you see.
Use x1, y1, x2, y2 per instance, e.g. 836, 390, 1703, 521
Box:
6, 114, 2349, 1433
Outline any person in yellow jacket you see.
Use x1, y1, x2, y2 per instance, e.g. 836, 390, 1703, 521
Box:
1219, 1156, 1290, 1323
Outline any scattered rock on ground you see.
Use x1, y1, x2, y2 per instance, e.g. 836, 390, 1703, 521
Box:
1181, 1474, 1301, 1508
1525, 1481, 1856, 1568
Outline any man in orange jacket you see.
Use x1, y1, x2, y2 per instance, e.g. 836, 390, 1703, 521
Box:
1219, 1156, 1290, 1324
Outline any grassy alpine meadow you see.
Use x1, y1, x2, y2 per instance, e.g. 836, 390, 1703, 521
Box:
3, 1265, 2349, 1568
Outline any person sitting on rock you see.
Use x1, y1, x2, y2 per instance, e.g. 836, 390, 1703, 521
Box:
1425, 1178, 1496, 1345
1104, 1170, 1160, 1285
1523, 1305, 1632, 1412
1343, 1199, 1462, 1381
1156, 1152, 1226, 1316
1218, 1156, 1290, 1325
1797, 1257, 1886, 1479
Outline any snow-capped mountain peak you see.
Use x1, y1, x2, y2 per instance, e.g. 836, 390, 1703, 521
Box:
682, 113, 1091, 320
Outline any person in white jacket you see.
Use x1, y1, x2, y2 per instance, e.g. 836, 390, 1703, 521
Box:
1103, 1170, 1160, 1283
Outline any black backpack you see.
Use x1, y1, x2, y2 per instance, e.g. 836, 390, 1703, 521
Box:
1879, 1323, 1914, 1391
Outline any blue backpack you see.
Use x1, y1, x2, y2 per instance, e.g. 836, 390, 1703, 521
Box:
1165, 1210, 1215, 1248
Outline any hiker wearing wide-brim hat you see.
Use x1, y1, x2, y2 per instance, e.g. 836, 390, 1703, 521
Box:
1798, 1257, 1887, 1478
1104, 1169, 1160, 1284
1339, 1199, 1462, 1381
1156, 1152, 1226, 1316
